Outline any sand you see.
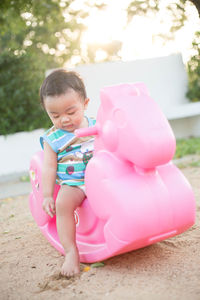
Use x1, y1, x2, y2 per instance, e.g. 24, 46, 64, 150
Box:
0, 166, 200, 300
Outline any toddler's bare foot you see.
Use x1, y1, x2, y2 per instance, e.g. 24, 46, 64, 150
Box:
61, 246, 80, 277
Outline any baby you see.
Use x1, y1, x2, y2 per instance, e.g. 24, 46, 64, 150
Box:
39, 69, 95, 277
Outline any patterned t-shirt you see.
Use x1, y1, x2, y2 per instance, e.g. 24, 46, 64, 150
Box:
40, 117, 96, 186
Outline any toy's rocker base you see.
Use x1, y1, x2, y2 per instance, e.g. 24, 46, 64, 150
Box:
29, 83, 195, 263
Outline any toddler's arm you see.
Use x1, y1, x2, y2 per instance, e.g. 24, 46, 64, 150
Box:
42, 142, 57, 217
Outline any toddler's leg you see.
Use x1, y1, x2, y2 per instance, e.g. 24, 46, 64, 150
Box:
56, 185, 85, 277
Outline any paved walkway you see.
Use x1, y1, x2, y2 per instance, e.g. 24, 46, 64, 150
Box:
0, 172, 31, 199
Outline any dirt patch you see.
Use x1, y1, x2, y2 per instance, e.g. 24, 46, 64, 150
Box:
0, 167, 200, 300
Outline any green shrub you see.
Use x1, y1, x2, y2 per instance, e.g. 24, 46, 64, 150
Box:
187, 31, 200, 103
175, 137, 200, 158
0, 52, 51, 135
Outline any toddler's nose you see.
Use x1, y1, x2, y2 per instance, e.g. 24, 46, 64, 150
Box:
61, 115, 70, 123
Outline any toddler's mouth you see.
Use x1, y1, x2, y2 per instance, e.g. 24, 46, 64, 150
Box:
62, 124, 73, 130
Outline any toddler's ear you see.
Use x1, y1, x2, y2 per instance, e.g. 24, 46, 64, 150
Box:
84, 98, 90, 109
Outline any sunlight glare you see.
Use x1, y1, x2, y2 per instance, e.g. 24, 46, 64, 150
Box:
81, 0, 200, 64
82, 1, 127, 45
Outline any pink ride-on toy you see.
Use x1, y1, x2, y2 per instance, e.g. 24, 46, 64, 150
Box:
29, 82, 195, 263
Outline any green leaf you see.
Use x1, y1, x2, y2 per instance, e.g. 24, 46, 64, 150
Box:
20, 175, 30, 182
91, 262, 105, 268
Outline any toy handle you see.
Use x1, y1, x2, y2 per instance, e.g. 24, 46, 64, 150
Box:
75, 125, 99, 137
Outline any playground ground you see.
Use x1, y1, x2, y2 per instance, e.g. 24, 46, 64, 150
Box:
0, 158, 200, 300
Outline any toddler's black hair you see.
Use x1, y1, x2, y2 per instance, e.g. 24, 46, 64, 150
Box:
40, 69, 87, 107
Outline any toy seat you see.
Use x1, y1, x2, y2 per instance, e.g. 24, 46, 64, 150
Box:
29, 83, 195, 263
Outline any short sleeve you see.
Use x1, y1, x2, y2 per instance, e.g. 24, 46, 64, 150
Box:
40, 134, 58, 153
40, 127, 58, 153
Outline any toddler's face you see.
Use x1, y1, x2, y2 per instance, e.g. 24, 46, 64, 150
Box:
44, 89, 89, 132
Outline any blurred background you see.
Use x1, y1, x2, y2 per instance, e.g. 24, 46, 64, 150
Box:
0, 0, 200, 135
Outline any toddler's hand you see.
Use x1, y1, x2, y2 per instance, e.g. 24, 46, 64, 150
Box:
42, 197, 56, 218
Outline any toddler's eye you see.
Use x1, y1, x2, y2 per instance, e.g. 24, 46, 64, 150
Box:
68, 111, 76, 115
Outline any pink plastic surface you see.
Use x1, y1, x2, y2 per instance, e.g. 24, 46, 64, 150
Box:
29, 82, 195, 263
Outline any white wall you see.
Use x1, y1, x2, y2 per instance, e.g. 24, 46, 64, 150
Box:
0, 129, 44, 177
74, 53, 189, 118
169, 116, 200, 139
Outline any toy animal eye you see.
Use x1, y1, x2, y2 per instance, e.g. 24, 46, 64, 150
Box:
113, 109, 126, 128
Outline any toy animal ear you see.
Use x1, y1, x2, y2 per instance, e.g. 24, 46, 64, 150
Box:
100, 90, 113, 112
133, 82, 150, 96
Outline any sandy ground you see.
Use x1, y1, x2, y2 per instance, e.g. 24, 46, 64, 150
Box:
0, 166, 200, 300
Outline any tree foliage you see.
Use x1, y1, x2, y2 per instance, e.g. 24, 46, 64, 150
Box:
0, 0, 87, 65
187, 31, 200, 102
0, 0, 87, 135
127, 0, 199, 35
127, 0, 200, 102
